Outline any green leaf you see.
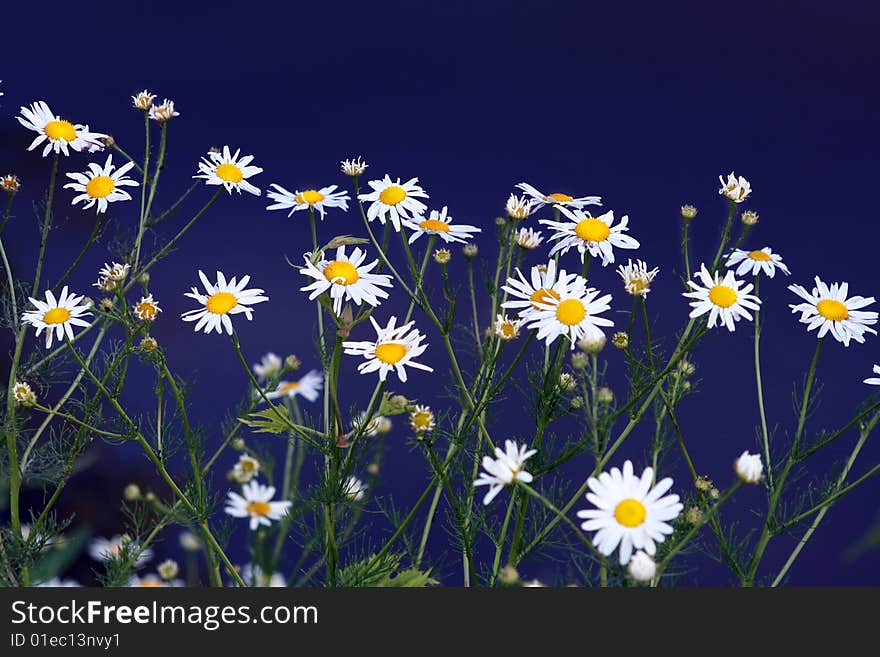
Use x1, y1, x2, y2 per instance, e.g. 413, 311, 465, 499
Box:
336, 553, 438, 587
30, 528, 90, 584
377, 567, 439, 587
239, 407, 293, 434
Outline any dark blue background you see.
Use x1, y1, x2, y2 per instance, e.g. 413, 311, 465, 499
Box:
2, 0, 878, 585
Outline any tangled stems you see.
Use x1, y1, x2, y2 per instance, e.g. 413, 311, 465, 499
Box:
133, 122, 167, 271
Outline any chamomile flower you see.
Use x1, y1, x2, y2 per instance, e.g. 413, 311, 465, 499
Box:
232, 454, 261, 483
131, 90, 156, 110
133, 294, 161, 321
253, 353, 282, 381
505, 193, 532, 220
342, 315, 433, 383
515, 227, 543, 250
88, 535, 153, 567
493, 314, 522, 341
299, 246, 393, 316
617, 259, 659, 297
500, 260, 577, 321
401, 206, 481, 245
225, 481, 292, 531
98, 262, 130, 283
21, 287, 92, 349
63, 154, 139, 214
788, 277, 878, 346
540, 207, 640, 266
181, 270, 268, 335
515, 182, 601, 211
719, 172, 751, 203
726, 247, 790, 278
864, 365, 880, 385
2, 175, 21, 194
522, 275, 614, 349
341, 157, 368, 177
577, 460, 683, 565
148, 98, 178, 122
194, 146, 262, 196
13, 382, 36, 407
265, 369, 323, 403
474, 440, 537, 505
409, 404, 435, 434
17, 101, 107, 157
265, 183, 350, 220
343, 476, 367, 501
358, 175, 429, 231
683, 264, 761, 332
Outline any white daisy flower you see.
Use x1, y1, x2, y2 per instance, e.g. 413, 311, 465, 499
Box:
224, 481, 292, 531
63, 154, 138, 214
864, 365, 880, 386
540, 207, 640, 266
617, 259, 659, 297
515, 182, 601, 211
409, 404, 435, 434
474, 439, 537, 505
241, 563, 286, 587
734, 451, 763, 484
577, 460, 683, 565
628, 551, 657, 583
13, 381, 37, 407
505, 193, 532, 220
181, 270, 268, 335
718, 171, 751, 203
522, 275, 614, 349
358, 175, 429, 231
343, 476, 367, 501
341, 157, 368, 177
17, 101, 107, 157
402, 206, 481, 245
232, 454, 261, 483
88, 535, 153, 567
194, 146, 262, 196
98, 262, 130, 282
500, 260, 578, 321
133, 294, 161, 322
342, 315, 433, 383
515, 227, 543, 250
131, 90, 156, 111
265, 183, 350, 220
299, 246, 393, 316
683, 264, 761, 332
264, 369, 323, 403
726, 247, 790, 278
493, 314, 522, 341
148, 98, 179, 123
788, 277, 878, 346
253, 352, 283, 381
21, 287, 92, 349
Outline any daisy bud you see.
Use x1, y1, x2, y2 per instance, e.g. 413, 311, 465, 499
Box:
494, 216, 506, 227
284, 354, 302, 372
179, 531, 201, 552
557, 372, 576, 393
1, 174, 21, 195
144, 492, 157, 502
695, 476, 713, 493
709, 487, 721, 500
157, 559, 179, 581
123, 484, 141, 501
138, 272, 150, 285
676, 358, 696, 377
340, 157, 368, 177
577, 333, 606, 354
232, 438, 246, 451
366, 463, 380, 476
102, 135, 115, 148
680, 204, 698, 220
99, 298, 114, 311
734, 451, 763, 484
140, 337, 158, 352
463, 243, 478, 259
433, 248, 451, 265
571, 352, 589, 369
741, 210, 759, 226
498, 565, 520, 586
611, 331, 630, 350
570, 395, 584, 409
627, 551, 657, 583
685, 507, 704, 525
597, 387, 614, 404
13, 382, 37, 408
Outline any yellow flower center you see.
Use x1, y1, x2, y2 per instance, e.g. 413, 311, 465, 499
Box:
205, 291, 238, 315
43, 307, 71, 325
138, 580, 164, 588
418, 219, 450, 233
556, 299, 586, 326
529, 288, 560, 310
614, 498, 647, 527
215, 163, 243, 183
44, 119, 77, 142
246, 501, 272, 517
545, 192, 574, 203
136, 301, 158, 320
816, 299, 849, 321
85, 175, 116, 199
379, 185, 407, 205
295, 189, 325, 205
747, 250, 772, 262
277, 381, 300, 393
412, 412, 432, 430
708, 285, 738, 308
574, 218, 611, 242
374, 342, 407, 364
500, 323, 516, 338
323, 260, 360, 285
240, 460, 256, 473
630, 279, 647, 293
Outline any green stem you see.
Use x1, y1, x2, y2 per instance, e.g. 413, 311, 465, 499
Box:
753, 277, 773, 489
53, 213, 105, 293
710, 200, 736, 273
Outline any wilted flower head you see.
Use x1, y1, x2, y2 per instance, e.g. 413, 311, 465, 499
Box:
132, 90, 156, 110
718, 172, 751, 203
516, 227, 543, 250
505, 193, 532, 220
133, 294, 161, 322
617, 259, 659, 297
149, 99, 179, 122
741, 210, 759, 226
341, 157, 368, 177
2, 174, 21, 195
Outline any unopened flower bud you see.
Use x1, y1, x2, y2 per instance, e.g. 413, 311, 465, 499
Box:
102, 135, 116, 148
571, 352, 589, 369
123, 484, 141, 501
433, 248, 451, 265
577, 334, 606, 354
741, 210, 759, 226
597, 387, 614, 404
463, 243, 478, 259
140, 337, 158, 352
680, 204, 698, 220
232, 438, 246, 451
685, 507, 704, 525
611, 332, 629, 350
498, 565, 520, 586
